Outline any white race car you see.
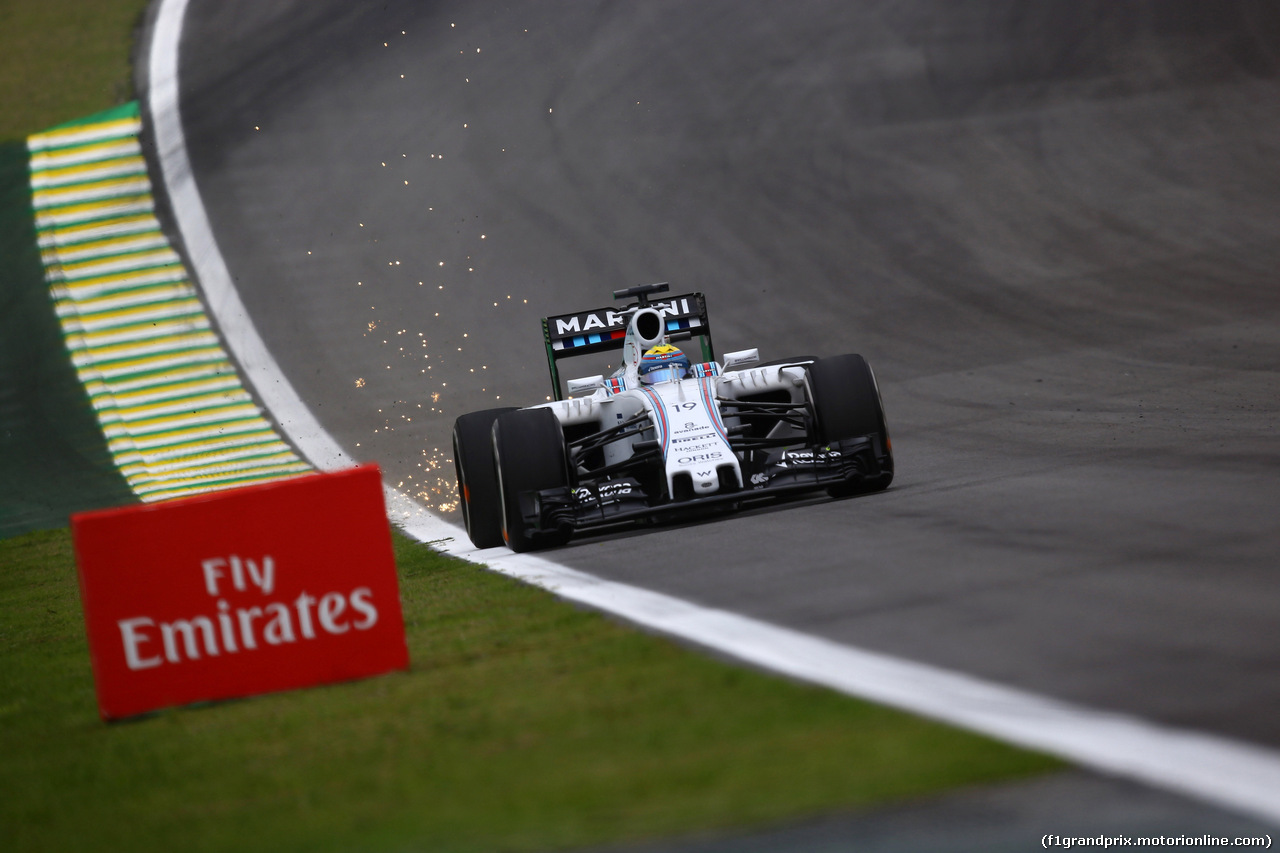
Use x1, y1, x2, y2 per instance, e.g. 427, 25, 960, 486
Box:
452, 283, 893, 551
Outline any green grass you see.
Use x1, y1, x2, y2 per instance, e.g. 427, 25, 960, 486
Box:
0, 0, 151, 142
0, 0, 146, 534
0, 526, 1061, 852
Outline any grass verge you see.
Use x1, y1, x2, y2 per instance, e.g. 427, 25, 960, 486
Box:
0, 525, 1061, 852
0, 0, 151, 142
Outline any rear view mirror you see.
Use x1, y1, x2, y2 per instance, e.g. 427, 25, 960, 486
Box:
566, 375, 605, 396
722, 349, 759, 369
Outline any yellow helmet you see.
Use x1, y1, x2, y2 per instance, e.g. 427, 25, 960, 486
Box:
639, 345, 690, 384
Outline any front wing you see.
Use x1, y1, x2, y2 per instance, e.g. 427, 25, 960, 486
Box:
521, 434, 887, 535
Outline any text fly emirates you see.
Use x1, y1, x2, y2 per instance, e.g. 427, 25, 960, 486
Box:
116, 555, 379, 670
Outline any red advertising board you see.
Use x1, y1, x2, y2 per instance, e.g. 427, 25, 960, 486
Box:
72, 464, 409, 720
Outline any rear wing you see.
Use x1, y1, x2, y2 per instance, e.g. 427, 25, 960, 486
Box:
541, 289, 714, 400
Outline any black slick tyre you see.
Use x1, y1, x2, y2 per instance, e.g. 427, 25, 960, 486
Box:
493, 408, 572, 552
452, 407, 516, 548
807, 353, 894, 495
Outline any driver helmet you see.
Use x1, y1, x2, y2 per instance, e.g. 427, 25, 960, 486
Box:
638, 344, 691, 385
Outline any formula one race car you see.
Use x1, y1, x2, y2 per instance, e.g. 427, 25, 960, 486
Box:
452, 282, 893, 551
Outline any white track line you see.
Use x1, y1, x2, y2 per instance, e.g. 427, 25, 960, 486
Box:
149, 0, 351, 474
149, 0, 1280, 826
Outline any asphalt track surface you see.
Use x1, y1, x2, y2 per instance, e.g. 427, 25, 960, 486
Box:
153, 0, 1280, 841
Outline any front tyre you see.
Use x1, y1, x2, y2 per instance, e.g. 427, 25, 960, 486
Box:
807, 353, 893, 496
452, 407, 516, 548
493, 408, 572, 552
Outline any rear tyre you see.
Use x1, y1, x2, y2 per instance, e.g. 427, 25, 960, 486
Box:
452, 407, 516, 548
807, 353, 893, 496
493, 408, 572, 552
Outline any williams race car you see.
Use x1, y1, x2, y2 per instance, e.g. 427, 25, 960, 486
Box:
452, 282, 893, 551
